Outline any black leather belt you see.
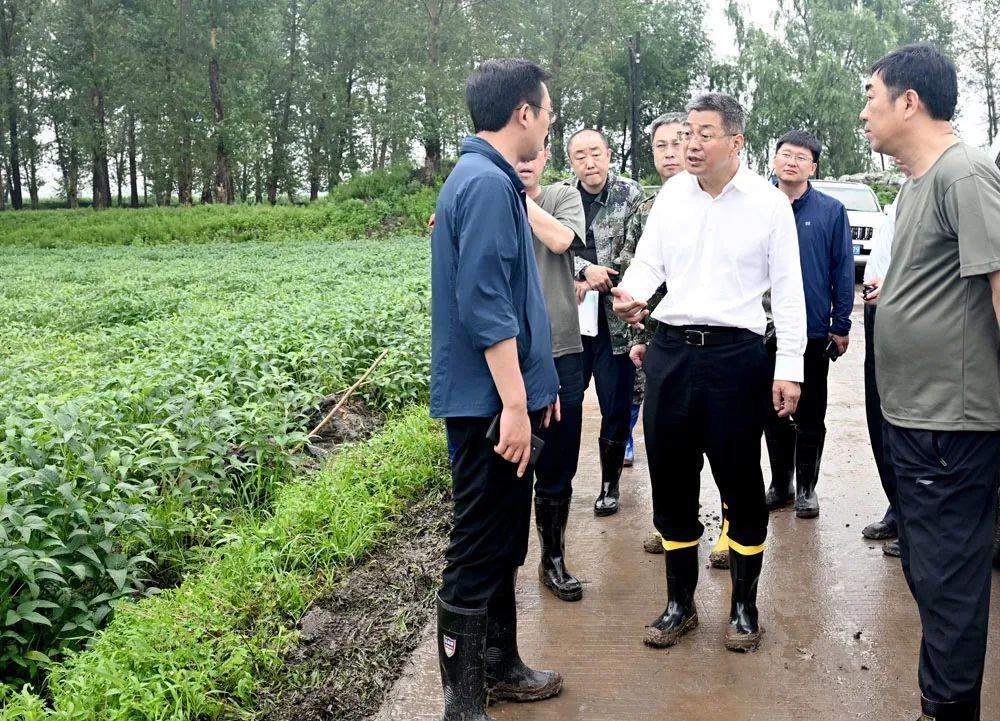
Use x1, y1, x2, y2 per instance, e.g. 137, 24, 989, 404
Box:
660, 325, 760, 347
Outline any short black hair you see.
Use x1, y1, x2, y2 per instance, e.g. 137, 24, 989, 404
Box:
685, 92, 746, 135
465, 59, 550, 133
871, 43, 958, 122
776, 130, 822, 163
566, 128, 610, 154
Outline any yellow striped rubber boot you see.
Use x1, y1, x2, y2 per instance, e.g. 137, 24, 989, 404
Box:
709, 505, 730, 569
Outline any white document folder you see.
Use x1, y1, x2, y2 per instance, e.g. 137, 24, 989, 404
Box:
578, 290, 599, 337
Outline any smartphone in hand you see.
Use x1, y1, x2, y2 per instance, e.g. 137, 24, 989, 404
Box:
485, 413, 545, 466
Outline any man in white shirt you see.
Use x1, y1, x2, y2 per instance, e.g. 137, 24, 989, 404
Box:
612, 92, 806, 653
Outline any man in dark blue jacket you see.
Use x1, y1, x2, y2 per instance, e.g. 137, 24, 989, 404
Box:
764, 130, 853, 519
430, 58, 561, 720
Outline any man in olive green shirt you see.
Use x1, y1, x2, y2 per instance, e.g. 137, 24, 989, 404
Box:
862, 43, 1000, 721
515, 140, 589, 603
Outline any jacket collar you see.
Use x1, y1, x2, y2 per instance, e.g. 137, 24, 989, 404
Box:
571, 169, 618, 205
460, 136, 525, 194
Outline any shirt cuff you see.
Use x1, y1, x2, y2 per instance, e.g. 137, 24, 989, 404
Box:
773, 354, 804, 383
830, 320, 851, 336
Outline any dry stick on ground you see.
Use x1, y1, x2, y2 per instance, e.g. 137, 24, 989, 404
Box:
294, 348, 390, 453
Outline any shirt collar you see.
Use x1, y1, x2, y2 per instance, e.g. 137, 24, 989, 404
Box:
683, 164, 756, 197
573, 170, 616, 205
460, 136, 526, 194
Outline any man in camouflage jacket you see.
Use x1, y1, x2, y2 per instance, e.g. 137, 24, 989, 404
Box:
562, 128, 643, 516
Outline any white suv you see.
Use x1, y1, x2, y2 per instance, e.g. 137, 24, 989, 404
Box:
811, 180, 886, 268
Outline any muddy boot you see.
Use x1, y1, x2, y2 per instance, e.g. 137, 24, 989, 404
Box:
725, 549, 763, 652
918, 696, 980, 720
709, 512, 730, 569
644, 545, 699, 648
764, 422, 795, 511
794, 432, 825, 519
437, 595, 492, 721
485, 569, 562, 703
594, 438, 626, 517
882, 538, 901, 557
643, 531, 664, 554
535, 497, 582, 602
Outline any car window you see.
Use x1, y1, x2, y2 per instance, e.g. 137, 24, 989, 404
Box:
813, 184, 881, 213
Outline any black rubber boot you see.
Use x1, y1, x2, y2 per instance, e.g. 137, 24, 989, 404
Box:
918, 695, 980, 720
535, 497, 583, 602
437, 595, 492, 721
594, 437, 626, 516
794, 431, 825, 519
764, 422, 795, 511
485, 569, 562, 704
644, 545, 699, 648
725, 549, 763, 652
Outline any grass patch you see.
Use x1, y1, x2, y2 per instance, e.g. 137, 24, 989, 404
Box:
0, 407, 449, 720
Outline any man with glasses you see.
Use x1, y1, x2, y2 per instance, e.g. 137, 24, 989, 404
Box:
629, 113, 733, 571
763, 130, 853, 521
431, 58, 562, 720
562, 128, 644, 517
613, 92, 806, 653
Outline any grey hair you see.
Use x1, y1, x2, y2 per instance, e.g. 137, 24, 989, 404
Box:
685, 92, 746, 135
647, 112, 688, 143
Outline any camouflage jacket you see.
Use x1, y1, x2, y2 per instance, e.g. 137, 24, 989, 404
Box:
625, 190, 667, 347
559, 171, 644, 354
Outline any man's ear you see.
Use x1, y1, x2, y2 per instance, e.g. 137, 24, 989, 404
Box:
901, 89, 921, 120
732, 134, 745, 154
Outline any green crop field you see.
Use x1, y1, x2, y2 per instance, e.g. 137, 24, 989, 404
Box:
0, 178, 441, 706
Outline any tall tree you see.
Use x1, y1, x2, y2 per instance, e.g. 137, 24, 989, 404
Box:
960, 0, 1000, 144
0, 0, 30, 209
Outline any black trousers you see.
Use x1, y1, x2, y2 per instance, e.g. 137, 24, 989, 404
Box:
581, 304, 635, 444
644, 326, 771, 549
864, 304, 898, 524
763, 337, 830, 471
441, 410, 544, 608
886, 424, 1000, 704
535, 352, 585, 500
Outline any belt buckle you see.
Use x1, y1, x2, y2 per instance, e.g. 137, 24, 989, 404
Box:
683, 329, 707, 347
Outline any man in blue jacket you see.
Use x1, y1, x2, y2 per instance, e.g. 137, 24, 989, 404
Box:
430, 58, 561, 720
764, 130, 853, 519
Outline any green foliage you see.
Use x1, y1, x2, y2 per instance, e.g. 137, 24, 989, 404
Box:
0, 175, 436, 248
0, 199, 434, 680
0, 408, 449, 721
717, 0, 955, 176
871, 182, 900, 207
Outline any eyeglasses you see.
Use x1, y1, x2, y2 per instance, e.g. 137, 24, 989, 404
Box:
653, 139, 687, 153
776, 150, 814, 165
681, 130, 736, 145
525, 103, 558, 125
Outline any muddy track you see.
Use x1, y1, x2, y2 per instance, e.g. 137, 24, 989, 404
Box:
262, 489, 451, 721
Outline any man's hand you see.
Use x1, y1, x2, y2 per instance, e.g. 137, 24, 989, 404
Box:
583, 264, 619, 293
629, 343, 647, 368
863, 277, 882, 305
495, 404, 533, 478
574, 280, 590, 304
772, 381, 801, 418
542, 396, 561, 428
829, 333, 849, 356
610, 286, 648, 329
428, 212, 435, 229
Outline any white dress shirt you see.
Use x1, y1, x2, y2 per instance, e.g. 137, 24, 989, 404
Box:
620, 166, 807, 382
863, 200, 896, 284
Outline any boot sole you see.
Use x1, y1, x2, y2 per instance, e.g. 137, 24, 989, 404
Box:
487, 674, 562, 703
594, 505, 619, 517
725, 626, 763, 652
540, 574, 583, 602
708, 550, 729, 569
766, 498, 794, 512
643, 613, 698, 648
795, 508, 819, 519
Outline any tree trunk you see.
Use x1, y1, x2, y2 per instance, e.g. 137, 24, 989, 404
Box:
208, 19, 233, 203
0, 3, 23, 209
177, 123, 192, 204
90, 84, 111, 209
267, 0, 301, 204
127, 108, 138, 207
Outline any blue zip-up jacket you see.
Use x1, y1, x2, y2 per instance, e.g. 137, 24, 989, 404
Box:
788, 182, 854, 338
430, 136, 559, 418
